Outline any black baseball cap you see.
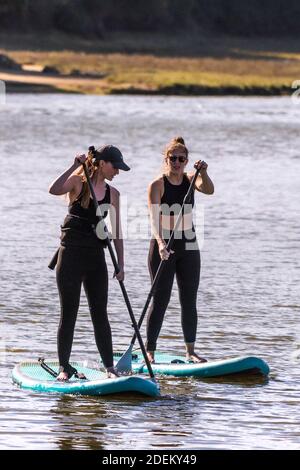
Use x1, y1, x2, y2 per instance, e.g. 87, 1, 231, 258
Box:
91, 145, 130, 171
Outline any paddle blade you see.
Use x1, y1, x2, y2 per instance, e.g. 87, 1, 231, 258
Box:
115, 345, 133, 373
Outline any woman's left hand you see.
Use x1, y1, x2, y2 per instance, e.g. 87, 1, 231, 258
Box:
194, 160, 208, 175
114, 268, 125, 281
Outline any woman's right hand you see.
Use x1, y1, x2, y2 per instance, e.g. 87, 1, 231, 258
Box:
74, 154, 87, 167
158, 241, 174, 261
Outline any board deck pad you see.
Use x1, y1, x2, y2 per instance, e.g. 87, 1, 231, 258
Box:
114, 352, 270, 377
12, 361, 160, 397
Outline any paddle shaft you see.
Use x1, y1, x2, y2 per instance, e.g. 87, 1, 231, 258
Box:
82, 163, 155, 380
130, 167, 201, 346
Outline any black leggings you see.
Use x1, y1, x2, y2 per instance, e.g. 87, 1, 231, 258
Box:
146, 238, 201, 352
56, 245, 113, 370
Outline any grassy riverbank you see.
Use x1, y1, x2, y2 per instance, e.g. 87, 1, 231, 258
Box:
1, 33, 299, 95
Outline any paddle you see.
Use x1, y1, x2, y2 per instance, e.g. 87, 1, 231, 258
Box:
116, 165, 201, 372
82, 162, 156, 381
38, 357, 58, 378
38, 357, 87, 380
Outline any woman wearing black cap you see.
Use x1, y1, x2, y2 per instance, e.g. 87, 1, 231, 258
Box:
146, 137, 214, 364
49, 145, 130, 380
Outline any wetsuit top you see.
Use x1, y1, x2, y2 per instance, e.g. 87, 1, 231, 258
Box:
60, 182, 111, 248
160, 174, 195, 241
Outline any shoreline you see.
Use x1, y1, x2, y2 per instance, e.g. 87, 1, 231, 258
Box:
0, 71, 292, 96
1, 32, 299, 96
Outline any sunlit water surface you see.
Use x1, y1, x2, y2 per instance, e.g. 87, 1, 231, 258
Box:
0, 95, 299, 450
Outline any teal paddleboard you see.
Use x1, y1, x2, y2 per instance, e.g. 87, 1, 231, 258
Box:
114, 352, 270, 377
12, 361, 160, 397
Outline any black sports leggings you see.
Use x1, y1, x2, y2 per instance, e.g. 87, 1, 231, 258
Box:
56, 245, 113, 370
146, 238, 201, 352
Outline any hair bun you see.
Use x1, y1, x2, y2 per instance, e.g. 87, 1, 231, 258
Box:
88, 145, 96, 154
173, 136, 185, 145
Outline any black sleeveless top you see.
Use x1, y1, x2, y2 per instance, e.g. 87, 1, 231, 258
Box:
60, 182, 111, 248
69, 183, 111, 222
160, 174, 196, 243
161, 174, 194, 215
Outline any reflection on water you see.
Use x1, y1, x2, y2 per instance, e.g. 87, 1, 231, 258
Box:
0, 95, 300, 449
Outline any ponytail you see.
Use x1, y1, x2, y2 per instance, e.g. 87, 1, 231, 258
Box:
73, 145, 98, 208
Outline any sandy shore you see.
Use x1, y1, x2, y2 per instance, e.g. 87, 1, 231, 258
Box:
0, 70, 109, 93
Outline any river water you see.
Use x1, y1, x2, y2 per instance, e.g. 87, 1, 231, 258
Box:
0, 94, 299, 450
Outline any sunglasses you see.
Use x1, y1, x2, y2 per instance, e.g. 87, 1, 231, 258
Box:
168, 155, 187, 163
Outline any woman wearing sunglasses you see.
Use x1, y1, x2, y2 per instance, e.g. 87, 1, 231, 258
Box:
147, 136, 214, 363
49, 145, 130, 380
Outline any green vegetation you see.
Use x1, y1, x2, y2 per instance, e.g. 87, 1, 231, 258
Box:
0, 34, 298, 95
0, 1, 299, 95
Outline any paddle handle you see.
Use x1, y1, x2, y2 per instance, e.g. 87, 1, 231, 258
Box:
38, 357, 58, 378
82, 163, 156, 380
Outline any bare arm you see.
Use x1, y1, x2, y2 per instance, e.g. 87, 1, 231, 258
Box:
148, 179, 164, 246
48, 155, 86, 196
148, 179, 173, 261
189, 160, 214, 195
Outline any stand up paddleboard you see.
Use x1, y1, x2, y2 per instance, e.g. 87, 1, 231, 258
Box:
114, 352, 270, 378
12, 361, 160, 397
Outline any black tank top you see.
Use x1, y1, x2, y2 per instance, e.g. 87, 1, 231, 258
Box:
160, 174, 196, 243
69, 183, 111, 222
161, 174, 194, 215
60, 182, 111, 248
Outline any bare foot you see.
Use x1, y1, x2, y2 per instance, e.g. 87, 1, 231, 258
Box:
56, 371, 69, 381
147, 352, 155, 364
106, 366, 119, 378
57, 370, 86, 381
186, 353, 207, 363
